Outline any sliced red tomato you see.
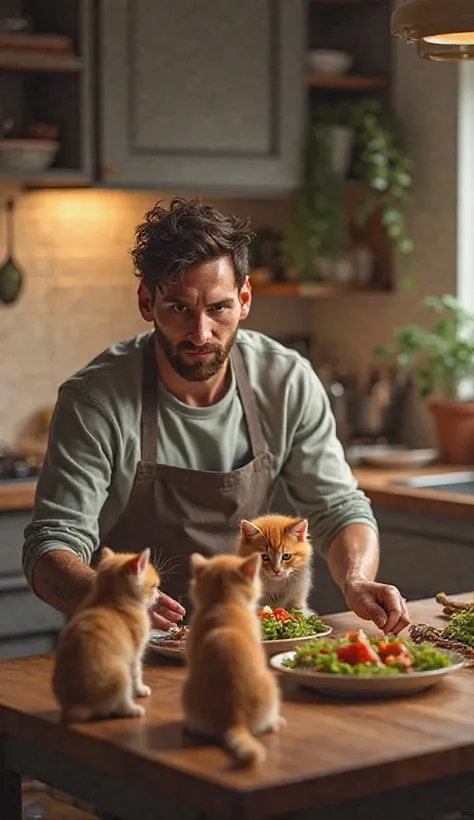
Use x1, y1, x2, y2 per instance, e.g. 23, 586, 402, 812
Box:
378, 640, 406, 658
336, 640, 381, 666
273, 608, 292, 622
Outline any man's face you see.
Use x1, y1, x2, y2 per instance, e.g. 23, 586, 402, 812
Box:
139, 256, 251, 382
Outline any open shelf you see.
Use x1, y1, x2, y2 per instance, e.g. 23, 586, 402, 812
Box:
307, 74, 388, 90
0, 33, 82, 73
249, 281, 390, 298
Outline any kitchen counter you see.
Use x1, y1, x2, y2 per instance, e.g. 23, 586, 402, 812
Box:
354, 463, 474, 519
1, 594, 474, 820
0, 480, 36, 512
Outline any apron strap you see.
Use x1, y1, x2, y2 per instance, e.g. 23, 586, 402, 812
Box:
140, 334, 269, 462
141, 334, 159, 462
230, 343, 268, 458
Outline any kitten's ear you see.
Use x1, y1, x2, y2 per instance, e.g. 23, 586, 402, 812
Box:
240, 520, 262, 539
99, 546, 114, 566
127, 548, 150, 576
240, 552, 261, 581
286, 518, 309, 542
190, 553, 207, 575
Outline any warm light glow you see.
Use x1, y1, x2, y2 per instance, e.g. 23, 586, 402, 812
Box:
425, 31, 474, 45
418, 40, 474, 60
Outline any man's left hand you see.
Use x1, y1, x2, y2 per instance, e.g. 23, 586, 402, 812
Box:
344, 577, 410, 635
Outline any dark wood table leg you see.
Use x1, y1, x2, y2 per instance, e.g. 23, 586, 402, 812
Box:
0, 735, 22, 820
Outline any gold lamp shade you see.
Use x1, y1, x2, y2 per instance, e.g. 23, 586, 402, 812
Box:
391, 0, 474, 46
417, 40, 474, 61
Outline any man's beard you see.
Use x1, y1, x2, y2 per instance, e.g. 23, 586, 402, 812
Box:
154, 324, 237, 382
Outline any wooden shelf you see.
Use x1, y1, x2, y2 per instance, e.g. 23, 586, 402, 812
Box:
0, 33, 82, 73
310, 0, 387, 4
0, 169, 91, 188
307, 74, 388, 90
249, 281, 389, 298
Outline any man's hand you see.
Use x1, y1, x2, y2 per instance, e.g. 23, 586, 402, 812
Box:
344, 577, 410, 635
152, 590, 186, 630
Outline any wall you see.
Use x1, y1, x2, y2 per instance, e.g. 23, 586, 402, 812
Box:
0, 189, 307, 445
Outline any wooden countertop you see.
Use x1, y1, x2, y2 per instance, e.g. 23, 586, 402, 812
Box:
0, 480, 36, 512
2, 464, 474, 520
354, 464, 474, 519
0, 595, 473, 820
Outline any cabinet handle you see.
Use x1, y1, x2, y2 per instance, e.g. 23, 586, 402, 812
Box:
102, 163, 118, 178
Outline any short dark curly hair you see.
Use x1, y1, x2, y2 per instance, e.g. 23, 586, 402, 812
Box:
131, 197, 253, 295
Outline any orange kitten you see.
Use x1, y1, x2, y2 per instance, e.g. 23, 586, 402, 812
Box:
237, 514, 313, 612
182, 552, 285, 766
52, 547, 159, 723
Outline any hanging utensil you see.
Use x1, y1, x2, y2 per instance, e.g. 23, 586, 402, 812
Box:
0, 197, 23, 305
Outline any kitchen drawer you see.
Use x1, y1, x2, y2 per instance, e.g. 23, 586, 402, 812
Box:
0, 574, 64, 639
0, 510, 32, 574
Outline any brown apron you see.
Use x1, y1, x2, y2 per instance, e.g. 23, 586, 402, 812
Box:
103, 333, 275, 610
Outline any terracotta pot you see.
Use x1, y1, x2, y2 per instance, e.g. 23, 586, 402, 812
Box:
429, 400, 474, 464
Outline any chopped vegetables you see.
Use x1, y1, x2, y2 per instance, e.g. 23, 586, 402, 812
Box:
283, 629, 454, 675
443, 609, 474, 647
258, 606, 329, 641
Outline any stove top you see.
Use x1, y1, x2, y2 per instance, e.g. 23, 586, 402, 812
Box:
0, 452, 41, 482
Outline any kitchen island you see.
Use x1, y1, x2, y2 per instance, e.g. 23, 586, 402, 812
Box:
1, 595, 474, 820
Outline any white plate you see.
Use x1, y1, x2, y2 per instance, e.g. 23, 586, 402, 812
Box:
148, 626, 333, 660
148, 629, 187, 659
270, 649, 465, 698
361, 447, 438, 469
261, 627, 332, 657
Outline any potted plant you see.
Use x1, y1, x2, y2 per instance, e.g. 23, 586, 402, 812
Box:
375, 295, 474, 464
284, 99, 414, 284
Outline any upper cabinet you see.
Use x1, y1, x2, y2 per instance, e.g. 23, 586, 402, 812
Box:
97, 0, 306, 194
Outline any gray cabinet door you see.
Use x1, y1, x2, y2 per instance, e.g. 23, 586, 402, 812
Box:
98, 0, 305, 194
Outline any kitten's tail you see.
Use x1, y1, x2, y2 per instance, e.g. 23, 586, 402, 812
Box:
224, 725, 266, 766
61, 704, 93, 723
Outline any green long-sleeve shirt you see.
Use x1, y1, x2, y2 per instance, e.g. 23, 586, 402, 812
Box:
22, 329, 377, 586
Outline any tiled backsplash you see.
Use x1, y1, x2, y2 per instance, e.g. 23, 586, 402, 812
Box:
0, 189, 306, 445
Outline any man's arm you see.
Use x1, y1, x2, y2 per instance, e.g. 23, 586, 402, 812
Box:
326, 523, 409, 634
280, 362, 409, 634
23, 386, 185, 629
32, 550, 96, 616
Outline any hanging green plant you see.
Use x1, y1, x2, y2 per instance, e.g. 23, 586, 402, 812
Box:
283, 98, 414, 287
349, 98, 414, 258
283, 118, 348, 281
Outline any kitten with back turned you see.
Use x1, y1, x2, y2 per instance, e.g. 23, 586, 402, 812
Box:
52, 547, 159, 723
182, 551, 285, 766
237, 514, 313, 612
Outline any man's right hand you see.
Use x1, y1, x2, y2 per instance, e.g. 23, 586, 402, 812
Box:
152, 591, 186, 630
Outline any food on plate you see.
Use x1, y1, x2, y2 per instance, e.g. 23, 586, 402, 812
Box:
409, 611, 474, 659
283, 629, 454, 675
436, 591, 474, 616
149, 625, 189, 650
257, 606, 329, 641
150, 607, 329, 652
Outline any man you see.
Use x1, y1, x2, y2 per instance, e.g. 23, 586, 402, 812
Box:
23, 197, 409, 635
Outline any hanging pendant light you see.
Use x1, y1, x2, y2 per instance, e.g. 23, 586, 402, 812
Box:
417, 40, 474, 61
391, 0, 474, 48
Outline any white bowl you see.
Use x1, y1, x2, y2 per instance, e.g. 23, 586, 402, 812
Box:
306, 49, 353, 76
0, 139, 59, 171
270, 649, 465, 698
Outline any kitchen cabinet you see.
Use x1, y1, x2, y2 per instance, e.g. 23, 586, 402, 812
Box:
97, 0, 305, 194
375, 507, 474, 602
0, 0, 93, 188
0, 510, 63, 660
